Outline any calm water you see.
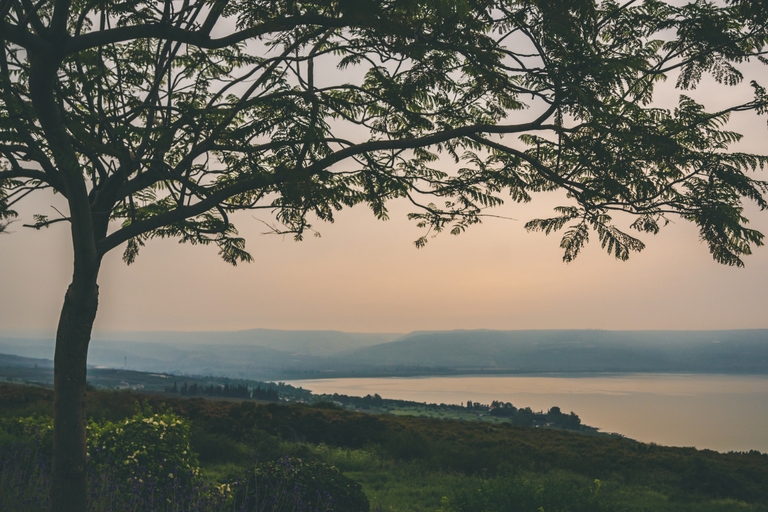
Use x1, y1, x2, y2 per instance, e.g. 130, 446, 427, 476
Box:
286, 373, 768, 453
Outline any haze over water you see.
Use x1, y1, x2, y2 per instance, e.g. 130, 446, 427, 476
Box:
287, 373, 768, 453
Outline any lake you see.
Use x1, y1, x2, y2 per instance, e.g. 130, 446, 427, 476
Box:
285, 373, 768, 453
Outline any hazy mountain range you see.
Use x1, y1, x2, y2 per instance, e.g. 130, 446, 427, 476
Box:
1, 328, 766, 380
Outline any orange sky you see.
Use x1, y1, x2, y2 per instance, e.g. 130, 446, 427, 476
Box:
3, 77, 768, 335
3, 179, 768, 334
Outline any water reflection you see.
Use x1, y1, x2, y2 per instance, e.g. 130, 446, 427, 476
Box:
286, 373, 768, 453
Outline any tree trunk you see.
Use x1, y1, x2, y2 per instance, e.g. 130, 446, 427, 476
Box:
49, 271, 99, 512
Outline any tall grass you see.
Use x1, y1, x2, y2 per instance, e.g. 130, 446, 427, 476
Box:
0, 436, 51, 511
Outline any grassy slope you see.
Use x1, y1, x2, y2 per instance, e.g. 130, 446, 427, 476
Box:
1, 384, 766, 512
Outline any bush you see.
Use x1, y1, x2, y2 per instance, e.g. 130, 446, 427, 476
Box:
0, 415, 53, 453
87, 404, 200, 489
441, 473, 613, 512
233, 456, 370, 512
191, 428, 253, 465
0, 410, 229, 512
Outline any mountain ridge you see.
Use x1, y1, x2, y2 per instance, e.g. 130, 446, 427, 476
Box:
1, 328, 766, 379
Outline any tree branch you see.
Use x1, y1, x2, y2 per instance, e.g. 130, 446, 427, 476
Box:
66, 14, 351, 54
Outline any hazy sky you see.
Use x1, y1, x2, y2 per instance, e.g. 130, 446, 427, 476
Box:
4, 177, 768, 335
3, 67, 768, 336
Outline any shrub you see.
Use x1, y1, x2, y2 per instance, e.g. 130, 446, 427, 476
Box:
191, 428, 254, 465
232, 456, 370, 512
442, 473, 613, 512
0, 414, 53, 453
87, 404, 200, 489
0, 412, 229, 512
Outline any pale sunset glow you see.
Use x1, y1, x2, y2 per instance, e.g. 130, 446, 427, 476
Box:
3, 184, 768, 333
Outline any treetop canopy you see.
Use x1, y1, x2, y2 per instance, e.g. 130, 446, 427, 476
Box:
1, 0, 768, 266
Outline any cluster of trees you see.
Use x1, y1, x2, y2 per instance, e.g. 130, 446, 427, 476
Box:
316, 392, 385, 409
320, 393, 586, 432
544, 406, 582, 430
165, 381, 279, 402
466, 401, 583, 430
361, 393, 384, 406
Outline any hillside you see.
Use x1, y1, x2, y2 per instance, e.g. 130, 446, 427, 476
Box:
1, 329, 766, 379
1, 384, 767, 512
338, 329, 768, 374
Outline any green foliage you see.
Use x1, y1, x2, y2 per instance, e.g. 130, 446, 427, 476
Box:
346, 458, 460, 512
0, 414, 53, 453
86, 404, 199, 487
4, 385, 768, 512
311, 401, 344, 410
233, 456, 370, 512
191, 426, 260, 465
304, 444, 382, 475
442, 473, 612, 512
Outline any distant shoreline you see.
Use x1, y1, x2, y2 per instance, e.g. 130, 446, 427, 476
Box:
283, 373, 768, 453
278, 368, 768, 380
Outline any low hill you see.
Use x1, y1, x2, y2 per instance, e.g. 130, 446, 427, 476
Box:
2, 329, 766, 378
336, 329, 768, 374
0, 353, 52, 368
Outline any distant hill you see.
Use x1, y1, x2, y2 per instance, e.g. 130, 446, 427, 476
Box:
91, 328, 402, 356
336, 329, 768, 374
1, 328, 766, 379
0, 352, 52, 368
0, 329, 403, 378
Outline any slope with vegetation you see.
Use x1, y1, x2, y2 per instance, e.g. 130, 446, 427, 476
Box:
1, 384, 766, 512
0, 356, 599, 432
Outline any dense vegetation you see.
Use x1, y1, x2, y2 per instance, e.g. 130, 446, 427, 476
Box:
313, 393, 594, 432
0, 361, 596, 432
1, 384, 766, 511
166, 381, 280, 402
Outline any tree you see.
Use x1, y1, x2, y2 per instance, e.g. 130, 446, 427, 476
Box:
1, 0, 767, 510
